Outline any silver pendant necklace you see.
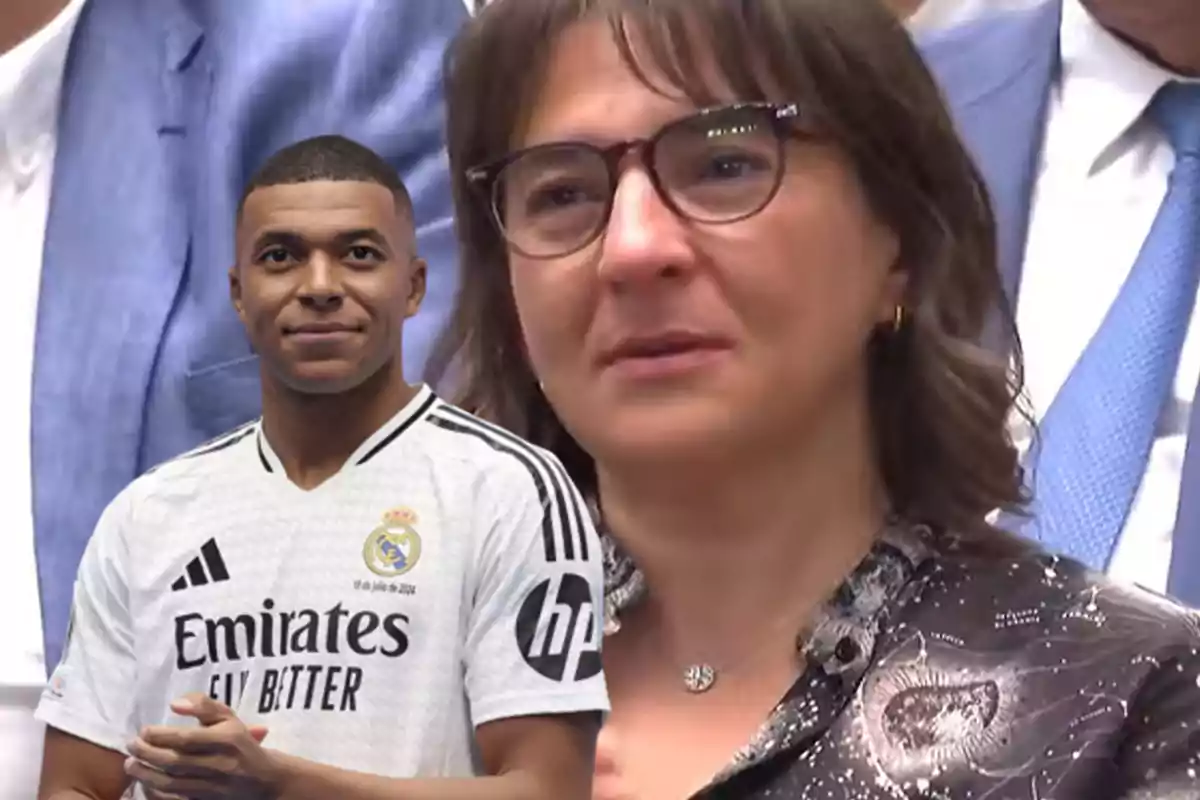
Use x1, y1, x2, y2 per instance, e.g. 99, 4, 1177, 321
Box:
679, 625, 809, 694
682, 663, 718, 693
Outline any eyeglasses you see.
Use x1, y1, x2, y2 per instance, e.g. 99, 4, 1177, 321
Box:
466, 102, 804, 259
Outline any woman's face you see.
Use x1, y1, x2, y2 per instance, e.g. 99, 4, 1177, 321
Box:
507, 20, 905, 466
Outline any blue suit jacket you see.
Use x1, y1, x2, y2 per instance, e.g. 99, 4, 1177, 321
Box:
918, 0, 1200, 603
34, 0, 467, 668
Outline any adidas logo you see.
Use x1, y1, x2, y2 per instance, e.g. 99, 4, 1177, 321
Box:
171, 538, 230, 591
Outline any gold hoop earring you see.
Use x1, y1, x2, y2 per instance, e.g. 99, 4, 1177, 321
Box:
892, 305, 905, 334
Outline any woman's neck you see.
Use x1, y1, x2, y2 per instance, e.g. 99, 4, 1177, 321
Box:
260, 362, 418, 489
597, 404, 888, 658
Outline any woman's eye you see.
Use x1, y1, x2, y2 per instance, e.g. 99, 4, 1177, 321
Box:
699, 151, 770, 180
525, 182, 594, 214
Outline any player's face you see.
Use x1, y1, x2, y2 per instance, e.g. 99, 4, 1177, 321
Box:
231, 180, 425, 395
505, 21, 904, 465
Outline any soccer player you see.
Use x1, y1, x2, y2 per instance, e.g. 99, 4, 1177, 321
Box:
34, 135, 608, 800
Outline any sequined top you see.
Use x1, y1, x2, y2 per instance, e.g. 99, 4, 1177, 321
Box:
602, 522, 1200, 799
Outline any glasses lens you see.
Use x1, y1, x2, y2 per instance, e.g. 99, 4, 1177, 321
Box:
654, 108, 783, 223
494, 145, 611, 258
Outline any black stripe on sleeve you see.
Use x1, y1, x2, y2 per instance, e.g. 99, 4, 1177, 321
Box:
436, 405, 584, 562
426, 409, 587, 564
543, 448, 590, 563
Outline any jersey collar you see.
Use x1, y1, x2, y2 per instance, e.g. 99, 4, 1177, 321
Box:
254, 384, 438, 475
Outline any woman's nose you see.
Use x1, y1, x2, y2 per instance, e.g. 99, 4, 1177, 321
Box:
597, 169, 696, 288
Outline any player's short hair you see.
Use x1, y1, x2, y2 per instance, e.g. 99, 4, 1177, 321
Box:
239, 134, 413, 219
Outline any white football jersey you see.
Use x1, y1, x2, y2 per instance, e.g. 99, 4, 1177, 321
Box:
37, 386, 608, 783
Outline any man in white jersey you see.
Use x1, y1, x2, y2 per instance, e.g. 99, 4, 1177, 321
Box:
35, 135, 608, 800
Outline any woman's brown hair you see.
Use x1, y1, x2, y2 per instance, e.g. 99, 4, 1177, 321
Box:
427, 0, 1030, 548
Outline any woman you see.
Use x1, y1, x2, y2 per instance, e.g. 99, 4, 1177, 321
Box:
428, 0, 1200, 797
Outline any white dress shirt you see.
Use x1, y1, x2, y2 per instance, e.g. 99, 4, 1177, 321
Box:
1015, 0, 1200, 593
0, 1, 86, 797
907, 0, 1043, 32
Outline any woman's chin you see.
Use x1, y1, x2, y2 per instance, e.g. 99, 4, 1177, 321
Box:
577, 402, 745, 466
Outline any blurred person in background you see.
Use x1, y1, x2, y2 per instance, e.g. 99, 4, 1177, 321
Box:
430, 0, 1200, 797
922, 0, 1200, 601
0, 0, 464, 797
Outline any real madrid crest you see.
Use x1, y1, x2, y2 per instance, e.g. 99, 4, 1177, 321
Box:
363, 507, 422, 578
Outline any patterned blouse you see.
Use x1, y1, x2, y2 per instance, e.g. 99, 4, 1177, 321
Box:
602, 521, 1200, 799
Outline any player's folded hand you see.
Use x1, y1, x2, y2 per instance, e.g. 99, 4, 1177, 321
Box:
125, 693, 277, 799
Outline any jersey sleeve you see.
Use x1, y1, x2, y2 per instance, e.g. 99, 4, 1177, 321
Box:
464, 452, 609, 727
34, 489, 139, 753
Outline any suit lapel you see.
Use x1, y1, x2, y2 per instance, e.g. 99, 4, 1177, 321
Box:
32, 0, 207, 668
923, 3, 1200, 597
920, 0, 1062, 317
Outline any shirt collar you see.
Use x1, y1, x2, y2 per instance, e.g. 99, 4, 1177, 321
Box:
0, 0, 87, 180
906, 0, 982, 33
1057, 0, 1194, 175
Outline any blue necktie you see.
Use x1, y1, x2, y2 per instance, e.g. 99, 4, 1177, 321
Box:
1015, 82, 1200, 571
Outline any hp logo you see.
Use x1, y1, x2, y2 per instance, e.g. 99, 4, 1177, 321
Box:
514, 573, 602, 682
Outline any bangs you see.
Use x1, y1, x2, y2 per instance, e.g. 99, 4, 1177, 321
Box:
602, 0, 777, 109
453, 0, 911, 177
457, 0, 828, 161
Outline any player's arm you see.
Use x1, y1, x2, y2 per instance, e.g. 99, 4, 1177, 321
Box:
36, 492, 139, 800
39, 729, 128, 800
270, 712, 597, 800
456, 445, 607, 796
